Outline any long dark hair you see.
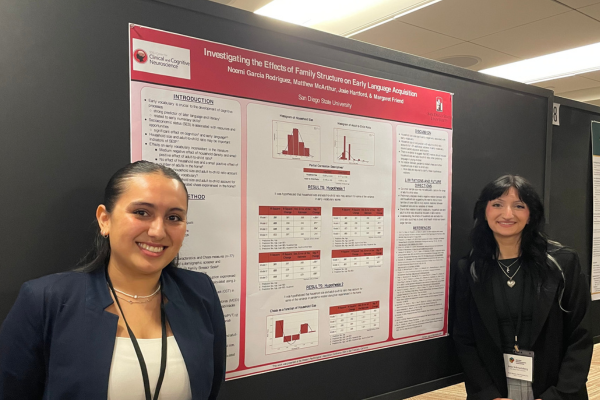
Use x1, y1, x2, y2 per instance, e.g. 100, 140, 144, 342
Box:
76, 161, 188, 273
469, 175, 549, 283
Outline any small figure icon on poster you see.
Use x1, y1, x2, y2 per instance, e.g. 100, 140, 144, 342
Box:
436, 97, 443, 112
134, 49, 148, 63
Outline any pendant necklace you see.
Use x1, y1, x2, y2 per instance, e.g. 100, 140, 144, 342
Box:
497, 261, 522, 288
113, 284, 161, 299
115, 293, 157, 304
107, 283, 162, 304
497, 257, 520, 273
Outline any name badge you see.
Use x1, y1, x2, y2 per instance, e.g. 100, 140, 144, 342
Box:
503, 351, 534, 382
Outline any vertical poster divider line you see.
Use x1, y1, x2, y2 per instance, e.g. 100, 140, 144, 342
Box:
129, 25, 133, 161
590, 121, 600, 301
389, 122, 398, 341
238, 101, 249, 370
444, 123, 453, 335
442, 94, 455, 335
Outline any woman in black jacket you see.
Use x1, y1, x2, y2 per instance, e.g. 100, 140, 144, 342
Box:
453, 175, 592, 400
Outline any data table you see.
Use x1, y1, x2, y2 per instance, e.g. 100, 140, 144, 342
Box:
329, 301, 380, 335
331, 248, 383, 269
259, 206, 321, 239
259, 250, 321, 282
303, 168, 350, 185
332, 207, 383, 237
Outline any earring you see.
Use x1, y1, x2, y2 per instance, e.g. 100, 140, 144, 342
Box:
102, 232, 109, 239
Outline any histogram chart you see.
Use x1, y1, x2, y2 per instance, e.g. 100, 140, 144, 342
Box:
333, 129, 375, 166
266, 310, 319, 354
272, 121, 321, 161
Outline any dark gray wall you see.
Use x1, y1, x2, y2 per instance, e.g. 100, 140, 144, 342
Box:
0, 0, 557, 398
546, 97, 600, 339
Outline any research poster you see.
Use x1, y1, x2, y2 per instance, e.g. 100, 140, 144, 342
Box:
591, 121, 600, 301
129, 24, 453, 379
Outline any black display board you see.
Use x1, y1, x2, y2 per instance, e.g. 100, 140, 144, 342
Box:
0, 0, 555, 398
546, 97, 600, 341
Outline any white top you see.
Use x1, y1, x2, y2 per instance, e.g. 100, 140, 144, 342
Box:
107, 336, 192, 400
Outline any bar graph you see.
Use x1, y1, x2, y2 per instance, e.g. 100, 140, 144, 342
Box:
333, 129, 375, 166
266, 310, 319, 354
272, 120, 321, 161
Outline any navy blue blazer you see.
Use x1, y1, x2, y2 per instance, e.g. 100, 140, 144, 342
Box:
0, 266, 226, 399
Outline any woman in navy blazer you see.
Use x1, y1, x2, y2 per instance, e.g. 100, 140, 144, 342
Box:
0, 161, 226, 399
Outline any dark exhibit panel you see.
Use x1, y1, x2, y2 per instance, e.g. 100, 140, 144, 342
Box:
0, 0, 553, 398
546, 97, 600, 340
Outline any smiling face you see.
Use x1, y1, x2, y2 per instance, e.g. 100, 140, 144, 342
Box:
485, 186, 530, 242
97, 173, 188, 277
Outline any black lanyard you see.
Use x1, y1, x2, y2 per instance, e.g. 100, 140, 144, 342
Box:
499, 267, 525, 353
106, 270, 167, 400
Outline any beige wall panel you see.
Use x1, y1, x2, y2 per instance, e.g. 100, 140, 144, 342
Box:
423, 42, 519, 71
352, 20, 462, 56
399, 0, 568, 41
532, 76, 600, 94
472, 11, 600, 58
557, 0, 600, 8
579, 3, 600, 18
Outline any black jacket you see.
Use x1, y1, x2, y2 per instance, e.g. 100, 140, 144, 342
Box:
453, 246, 593, 400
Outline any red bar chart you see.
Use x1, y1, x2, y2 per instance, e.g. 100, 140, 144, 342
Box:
278, 319, 315, 344
266, 310, 319, 354
333, 129, 375, 166
275, 321, 314, 340
272, 120, 321, 161
282, 128, 311, 156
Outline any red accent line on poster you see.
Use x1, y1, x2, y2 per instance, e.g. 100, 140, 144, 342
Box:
331, 248, 384, 258
329, 301, 380, 315
303, 168, 351, 175
259, 251, 321, 263
332, 207, 384, 216
130, 26, 452, 128
259, 206, 322, 215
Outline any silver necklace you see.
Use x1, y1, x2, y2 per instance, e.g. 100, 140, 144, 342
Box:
111, 284, 161, 299
115, 293, 156, 304
497, 261, 522, 288
497, 257, 520, 273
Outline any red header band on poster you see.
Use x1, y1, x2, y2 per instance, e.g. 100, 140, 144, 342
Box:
332, 207, 384, 216
259, 206, 322, 215
259, 250, 321, 263
130, 26, 452, 128
329, 301, 380, 315
303, 168, 351, 175
331, 248, 384, 258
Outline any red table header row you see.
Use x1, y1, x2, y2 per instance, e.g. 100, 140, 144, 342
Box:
332, 207, 384, 216
329, 301, 380, 315
259, 250, 321, 263
259, 206, 322, 215
303, 168, 351, 175
331, 248, 383, 258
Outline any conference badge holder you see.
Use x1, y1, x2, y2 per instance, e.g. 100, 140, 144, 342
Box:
500, 272, 533, 383
503, 349, 534, 382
